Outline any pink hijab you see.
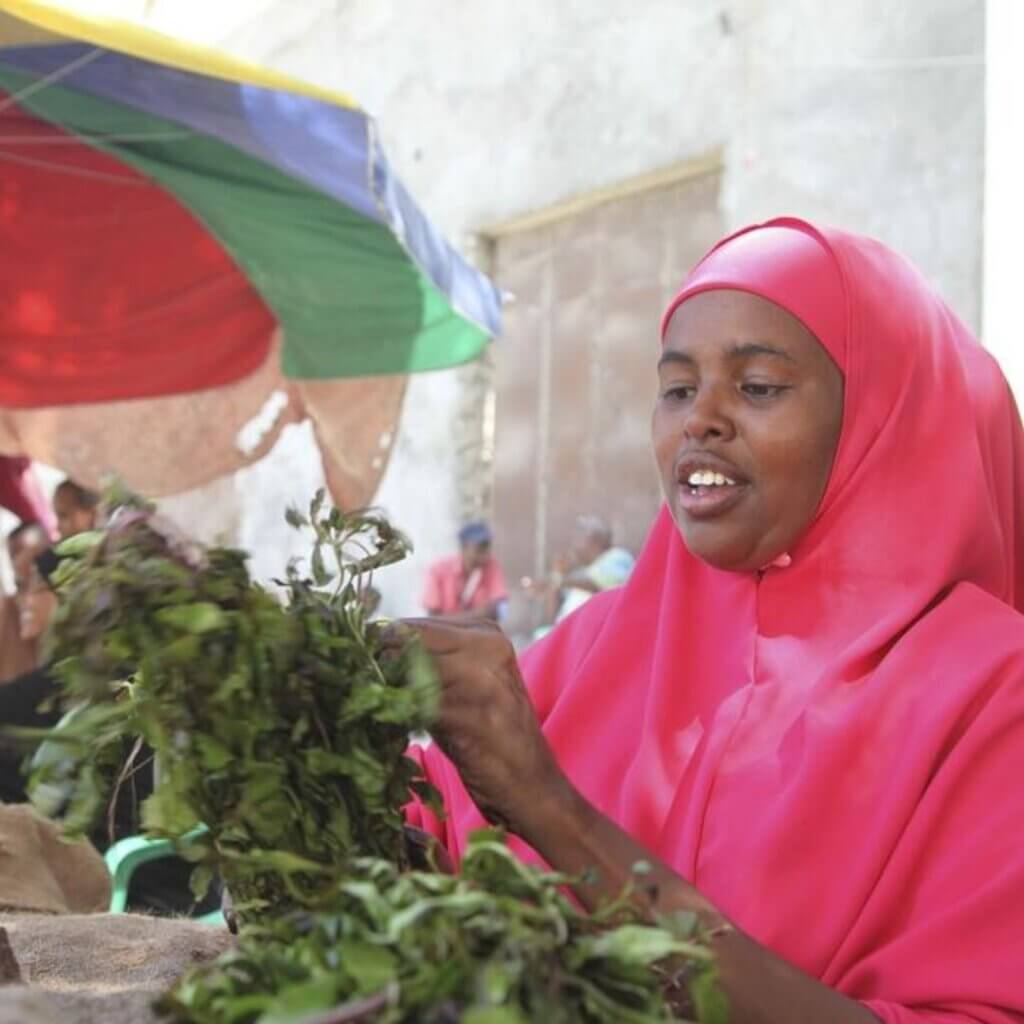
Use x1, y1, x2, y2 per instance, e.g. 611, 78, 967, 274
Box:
410, 218, 1024, 1022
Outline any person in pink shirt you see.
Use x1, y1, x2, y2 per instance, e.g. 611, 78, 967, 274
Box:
421, 520, 507, 620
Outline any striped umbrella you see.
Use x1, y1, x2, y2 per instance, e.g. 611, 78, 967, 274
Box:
0, 0, 500, 508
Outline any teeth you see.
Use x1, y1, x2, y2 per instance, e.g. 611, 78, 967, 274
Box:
686, 469, 737, 487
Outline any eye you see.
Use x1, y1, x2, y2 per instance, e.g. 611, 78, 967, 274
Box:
659, 383, 695, 402
741, 382, 789, 400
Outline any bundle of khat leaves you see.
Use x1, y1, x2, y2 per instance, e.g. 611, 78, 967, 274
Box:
158, 830, 724, 1024
30, 489, 440, 917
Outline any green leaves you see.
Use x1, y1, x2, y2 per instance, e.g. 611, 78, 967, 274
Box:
309, 544, 333, 587
29, 487, 440, 919
462, 1009, 530, 1024
689, 968, 730, 1024
284, 506, 308, 530
153, 602, 229, 634
53, 529, 104, 558
142, 776, 202, 835
579, 925, 702, 967
31, 487, 723, 1021
160, 832, 715, 1024
336, 940, 398, 993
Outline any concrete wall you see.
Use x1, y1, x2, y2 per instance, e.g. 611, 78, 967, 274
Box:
983, 0, 1024, 400
216, 0, 984, 323
136, 0, 985, 614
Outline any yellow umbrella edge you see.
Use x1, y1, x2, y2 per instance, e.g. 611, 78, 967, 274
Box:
0, 0, 362, 111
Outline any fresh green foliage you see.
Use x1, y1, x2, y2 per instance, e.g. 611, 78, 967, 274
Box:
158, 830, 723, 1024
30, 490, 440, 916
30, 490, 725, 1021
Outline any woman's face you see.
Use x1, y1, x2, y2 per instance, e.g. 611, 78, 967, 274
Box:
13, 558, 56, 642
652, 289, 844, 572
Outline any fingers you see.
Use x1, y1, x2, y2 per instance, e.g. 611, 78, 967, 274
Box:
382, 616, 506, 657
379, 621, 461, 659
381, 618, 522, 721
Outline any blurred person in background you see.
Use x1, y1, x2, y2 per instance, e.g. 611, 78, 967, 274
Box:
53, 479, 100, 540
422, 520, 507, 621
0, 545, 65, 803
0, 456, 56, 537
0, 522, 50, 683
529, 516, 635, 631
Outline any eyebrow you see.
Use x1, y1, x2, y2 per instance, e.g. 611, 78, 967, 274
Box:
657, 341, 797, 370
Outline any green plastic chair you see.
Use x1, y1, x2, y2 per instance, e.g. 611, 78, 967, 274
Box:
104, 828, 223, 924
104, 833, 177, 913
31, 717, 223, 924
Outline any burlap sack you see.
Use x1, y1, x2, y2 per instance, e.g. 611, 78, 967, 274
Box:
0, 985, 59, 1024
0, 805, 109, 914
0, 911, 235, 1024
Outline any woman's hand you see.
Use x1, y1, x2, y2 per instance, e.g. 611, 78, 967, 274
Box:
392, 617, 572, 837
386, 618, 881, 1024
389, 620, 879, 1024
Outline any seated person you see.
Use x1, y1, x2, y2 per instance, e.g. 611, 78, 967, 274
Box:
422, 521, 508, 621
552, 515, 635, 622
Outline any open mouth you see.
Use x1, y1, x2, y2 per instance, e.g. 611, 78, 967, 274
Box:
676, 467, 747, 519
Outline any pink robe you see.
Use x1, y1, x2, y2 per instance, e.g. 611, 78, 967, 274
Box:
409, 219, 1024, 1022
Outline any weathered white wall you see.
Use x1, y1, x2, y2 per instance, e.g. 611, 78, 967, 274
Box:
983, 0, 1024, 400
129, 0, 985, 614
214, 0, 984, 322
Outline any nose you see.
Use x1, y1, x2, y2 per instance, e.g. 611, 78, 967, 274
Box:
683, 383, 735, 442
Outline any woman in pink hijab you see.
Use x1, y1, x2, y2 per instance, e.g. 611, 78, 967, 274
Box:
402, 218, 1024, 1022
